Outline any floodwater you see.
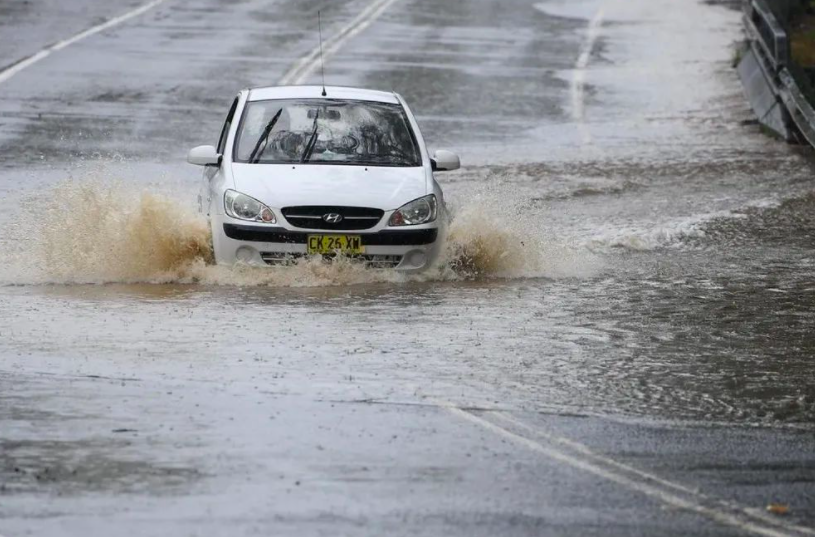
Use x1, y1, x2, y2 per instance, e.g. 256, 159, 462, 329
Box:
2, 0, 812, 427
1, 0, 814, 534
2, 154, 813, 427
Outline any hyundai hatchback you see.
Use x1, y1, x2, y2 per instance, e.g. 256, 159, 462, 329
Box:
188, 85, 460, 271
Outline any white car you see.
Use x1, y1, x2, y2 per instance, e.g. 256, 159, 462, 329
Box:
187, 85, 460, 271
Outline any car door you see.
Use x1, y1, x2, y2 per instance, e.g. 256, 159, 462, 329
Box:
199, 95, 239, 217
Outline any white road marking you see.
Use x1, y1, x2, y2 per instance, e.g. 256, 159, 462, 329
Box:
571, 8, 604, 122
278, 0, 401, 85
493, 412, 815, 537
0, 0, 167, 86
435, 401, 810, 537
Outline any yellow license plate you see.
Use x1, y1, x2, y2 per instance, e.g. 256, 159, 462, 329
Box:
307, 235, 365, 255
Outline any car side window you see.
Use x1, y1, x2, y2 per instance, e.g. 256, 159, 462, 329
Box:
217, 97, 240, 155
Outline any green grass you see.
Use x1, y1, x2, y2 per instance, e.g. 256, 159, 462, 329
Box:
780, 0, 815, 103
791, 12, 815, 66
732, 42, 748, 68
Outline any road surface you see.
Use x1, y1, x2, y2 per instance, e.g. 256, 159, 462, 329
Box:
0, 0, 814, 535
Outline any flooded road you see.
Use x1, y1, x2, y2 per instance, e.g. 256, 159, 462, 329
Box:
1, 0, 814, 535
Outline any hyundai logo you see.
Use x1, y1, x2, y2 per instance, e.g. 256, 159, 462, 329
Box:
323, 213, 343, 223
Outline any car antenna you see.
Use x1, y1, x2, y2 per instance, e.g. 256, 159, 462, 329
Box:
318, 10, 327, 97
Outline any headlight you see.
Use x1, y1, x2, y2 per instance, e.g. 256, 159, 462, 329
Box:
388, 195, 437, 226
224, 190, 276, 223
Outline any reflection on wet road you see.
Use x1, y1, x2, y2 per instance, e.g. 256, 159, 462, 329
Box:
1, 0, 814, 534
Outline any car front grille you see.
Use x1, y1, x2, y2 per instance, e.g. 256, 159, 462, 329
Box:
356, 255, 403, 269
281, 206, 384, 230
260, 252, 301, 266
260, 252, 402, 269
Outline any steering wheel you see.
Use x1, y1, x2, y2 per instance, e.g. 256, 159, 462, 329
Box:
328, 135, 359, 154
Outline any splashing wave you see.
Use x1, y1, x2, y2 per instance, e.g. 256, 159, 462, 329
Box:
0, 178, 598, 287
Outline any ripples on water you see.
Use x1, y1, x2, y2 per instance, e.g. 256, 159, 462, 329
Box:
1, 165, 813, 428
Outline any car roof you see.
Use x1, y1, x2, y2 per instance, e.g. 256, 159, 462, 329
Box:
247, 85, 400, 104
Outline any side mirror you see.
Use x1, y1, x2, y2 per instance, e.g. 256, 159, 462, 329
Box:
187, 145, 221, 167
431, 149, 460, 172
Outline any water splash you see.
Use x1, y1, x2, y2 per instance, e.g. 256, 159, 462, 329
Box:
29, 180, 212, 284
0, 177, 598, 287
441, 183, 597, 279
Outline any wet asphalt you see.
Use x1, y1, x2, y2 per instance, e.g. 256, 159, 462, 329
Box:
1, 0, 815, 536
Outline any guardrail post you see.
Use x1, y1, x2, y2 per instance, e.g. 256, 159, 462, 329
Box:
750, 0, 789, 70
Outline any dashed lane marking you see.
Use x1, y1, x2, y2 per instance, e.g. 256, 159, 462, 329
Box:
0, 0, 168, 86
533, 3, 604, 143
278, 0, 401, 85
571, 8, 604, 123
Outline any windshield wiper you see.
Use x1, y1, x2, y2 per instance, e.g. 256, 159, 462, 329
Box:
248, 108, 283, 163
300, 110, 320, 163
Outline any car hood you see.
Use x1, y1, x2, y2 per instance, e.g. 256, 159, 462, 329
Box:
231, 164, 428, 210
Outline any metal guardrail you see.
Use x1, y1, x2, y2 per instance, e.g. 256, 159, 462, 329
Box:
779, 68, 815, 145
742, 0, 815, 146
745, 0, 789, 69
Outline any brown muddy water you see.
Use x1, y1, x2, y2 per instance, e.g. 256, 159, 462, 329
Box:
0, 0, 813, 443
3, 0, 815, 534
1, 150, 814, 430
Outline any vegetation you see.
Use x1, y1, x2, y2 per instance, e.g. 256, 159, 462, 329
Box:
765, 0, 815, 102
765, 0, 814, 30
789, 6, 815, 66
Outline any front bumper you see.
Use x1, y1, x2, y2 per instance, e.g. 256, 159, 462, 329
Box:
223, 224, 438, 246
214, 222, 441, 270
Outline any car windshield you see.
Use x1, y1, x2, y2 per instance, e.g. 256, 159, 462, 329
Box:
233, 98, 422, 167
